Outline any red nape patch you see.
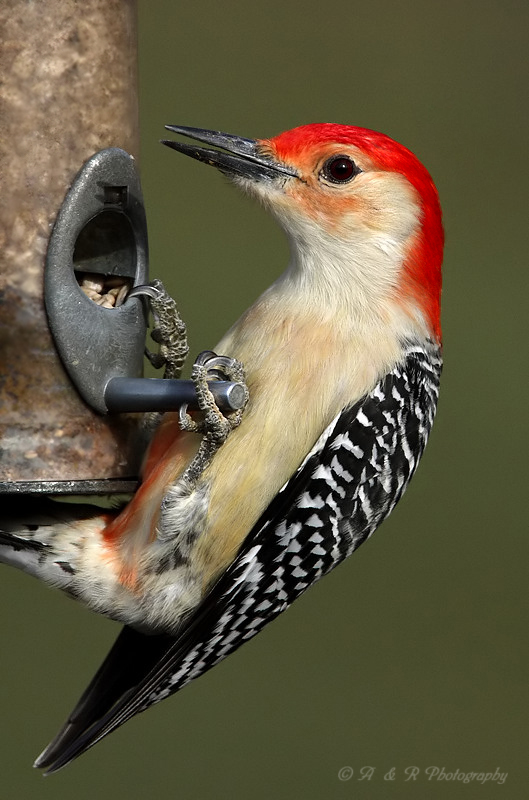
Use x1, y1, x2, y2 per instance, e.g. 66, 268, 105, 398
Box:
264, 124, 444, 340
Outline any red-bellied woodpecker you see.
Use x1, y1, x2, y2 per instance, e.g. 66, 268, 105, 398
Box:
0, 123, 443, 772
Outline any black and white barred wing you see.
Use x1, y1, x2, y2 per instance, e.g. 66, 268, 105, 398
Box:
36, 343, 441, 773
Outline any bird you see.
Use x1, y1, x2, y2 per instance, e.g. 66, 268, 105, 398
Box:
0, 123, 443, 773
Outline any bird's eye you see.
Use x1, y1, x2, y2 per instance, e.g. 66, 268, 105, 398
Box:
321, 155, 359, 184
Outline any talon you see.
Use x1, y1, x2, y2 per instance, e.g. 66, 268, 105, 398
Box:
127, 283, 164, 301
178, 403, 190, 428
178, 403, 202, 433
194, 350, 218, 367
194, 351, 246, 383
145, 350, 166, 369
204, 355, 236, 372
150, 328, 164, 345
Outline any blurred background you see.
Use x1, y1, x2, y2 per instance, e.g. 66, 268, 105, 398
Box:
1, 0, 527, 798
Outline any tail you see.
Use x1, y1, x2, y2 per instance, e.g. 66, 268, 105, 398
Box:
0, 497, 115, 587
0, 499, 178, 774
33, 625, 175, 773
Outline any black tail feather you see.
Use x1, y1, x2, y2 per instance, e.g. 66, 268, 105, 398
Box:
34, 627, 174, 773
0, 530, 45, 552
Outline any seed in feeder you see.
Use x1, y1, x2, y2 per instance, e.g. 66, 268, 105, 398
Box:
115, 284, 129, 306
81, 287, 103, 301
81, 273, 105, 293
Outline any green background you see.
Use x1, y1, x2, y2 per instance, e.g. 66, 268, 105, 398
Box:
1, 1, 527, 798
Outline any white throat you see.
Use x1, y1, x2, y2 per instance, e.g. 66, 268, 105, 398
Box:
272, 218, 430, 343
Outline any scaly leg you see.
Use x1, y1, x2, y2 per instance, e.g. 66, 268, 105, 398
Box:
128, 282, 249, 485
129, 279, 189, 380
179, 350, 249, 487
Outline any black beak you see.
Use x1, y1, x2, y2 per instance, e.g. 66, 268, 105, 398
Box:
162, 125, 298, 182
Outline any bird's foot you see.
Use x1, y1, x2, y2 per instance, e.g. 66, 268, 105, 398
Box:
179, 350, 249, 487
129, 279, 189, 380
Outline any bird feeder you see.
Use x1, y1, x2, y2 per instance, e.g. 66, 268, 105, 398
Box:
0, 0, 146, 494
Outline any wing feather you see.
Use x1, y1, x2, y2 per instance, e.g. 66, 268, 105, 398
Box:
35, 342, 441, 773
